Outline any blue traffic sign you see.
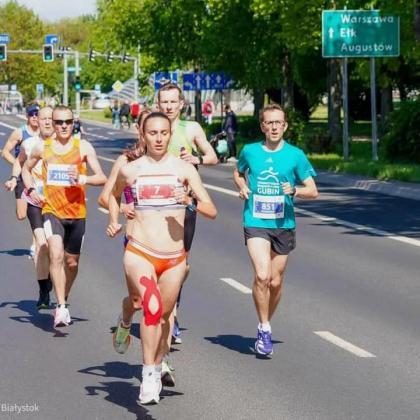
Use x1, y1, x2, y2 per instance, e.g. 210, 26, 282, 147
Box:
0, 34, 10, 44
154, 71, 178, 90
45, 34, 59, 44
36, 84, 44, 93
182, 72, 235, 91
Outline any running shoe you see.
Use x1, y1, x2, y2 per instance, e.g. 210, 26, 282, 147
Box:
28, 244, 36, 260
139, 372, 160, 405
171, 317, 182, 344
112, 314, 131, 354
53, 305, 71, 328
254, 328, 273, 356
161, 359, 175, 387
36, 290, 50, 309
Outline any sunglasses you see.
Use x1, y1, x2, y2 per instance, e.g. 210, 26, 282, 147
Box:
53, 119, 74, 126
28, 112, 38, 117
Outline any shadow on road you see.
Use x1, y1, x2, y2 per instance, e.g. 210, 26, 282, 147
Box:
0, 299, 88, 337
204, 334, 283, 356
80, 361, 184, 418
85, 381, 157, 420
0, 248, 31, 257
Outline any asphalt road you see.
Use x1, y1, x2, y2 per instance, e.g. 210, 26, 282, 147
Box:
1, 115, 419, 420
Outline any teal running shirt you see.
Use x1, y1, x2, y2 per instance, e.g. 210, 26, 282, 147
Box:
237, 140, 316, 229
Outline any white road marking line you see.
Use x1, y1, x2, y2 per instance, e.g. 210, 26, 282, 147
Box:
98, 207, 109, 214
98, 155, 116, 163
95, 153, 419, 248
0, 122, 17, 130
0, 132, 6, 136
204, 183, 238, 197
314, 331, 376, 358
220, 277, 252, 294
107, 131, 116, 135
296, 208, 420, 248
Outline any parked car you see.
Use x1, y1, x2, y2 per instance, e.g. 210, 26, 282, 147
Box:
93, 95, 111, 109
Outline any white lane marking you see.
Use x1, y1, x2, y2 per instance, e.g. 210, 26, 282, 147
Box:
0, 121, 17, 130
220, 277, 252, 294
98, 207, 109, 214
314, 331, 376, 358
204, 183, 238, 197
98, 155, 116, 163
95, 154, 420, 248
107, 131, 116, 135
296, 207, 420, 248
0, 132, 6, 136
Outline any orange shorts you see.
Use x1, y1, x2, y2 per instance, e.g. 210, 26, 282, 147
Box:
125, 238, 186, 277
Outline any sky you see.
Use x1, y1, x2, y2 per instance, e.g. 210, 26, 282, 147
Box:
1, 0, 97, 21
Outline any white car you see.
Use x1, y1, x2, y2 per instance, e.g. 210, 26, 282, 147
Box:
92, 95, 111, 109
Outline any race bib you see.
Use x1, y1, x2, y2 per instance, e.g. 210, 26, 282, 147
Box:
135, 175, 179, 207
46, 164, 74, 186
252, 195, 285, 219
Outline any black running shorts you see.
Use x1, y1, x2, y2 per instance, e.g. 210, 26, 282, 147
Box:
184, 207, 197, 252
244, 227, 296, 255
14, 178, 25, 200
42, 213, 86, 255
27, 204, 43, 231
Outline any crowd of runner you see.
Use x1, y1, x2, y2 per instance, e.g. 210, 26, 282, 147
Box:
1, 85, 318, 405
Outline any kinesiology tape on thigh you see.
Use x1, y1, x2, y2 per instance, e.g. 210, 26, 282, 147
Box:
139, 276, 162, 326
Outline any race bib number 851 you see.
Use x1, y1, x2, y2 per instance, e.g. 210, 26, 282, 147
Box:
46, 164, 73, 186
252, 195, 285, 219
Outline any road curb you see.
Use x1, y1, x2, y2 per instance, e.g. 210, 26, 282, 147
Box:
317, 170, 420, 201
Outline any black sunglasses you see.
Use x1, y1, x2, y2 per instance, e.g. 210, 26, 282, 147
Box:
54, 119, 74, 126
28, 111, 38, 117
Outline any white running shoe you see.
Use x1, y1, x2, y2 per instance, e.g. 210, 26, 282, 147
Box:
139, 372, 160, 405
53, 305, 71, 327
161, 359, 175, 387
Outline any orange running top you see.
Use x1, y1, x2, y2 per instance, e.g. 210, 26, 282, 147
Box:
42, 137, 87, 219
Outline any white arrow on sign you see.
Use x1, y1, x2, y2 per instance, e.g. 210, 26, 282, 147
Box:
216, 74, 222, 84
195, 74, 201, 90
205, 75, 211, 89
328, 28, 334, 39
184, 82, 193, 90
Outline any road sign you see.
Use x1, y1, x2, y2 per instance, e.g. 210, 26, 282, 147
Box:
36, 84, 44, 93
154, 71, 178, 90
0, 34, 10, 44
322, 10, 400, 57
67, 67, 82, 73
112, 80, 124, 92
45, 34, 59, 44
10, 84, 17, 91
94, 84, 101, 94
182, 72, 235, 91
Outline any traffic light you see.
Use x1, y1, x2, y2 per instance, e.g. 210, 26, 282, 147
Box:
74, 76, 82, 92
88, 48, 96, 62
0, 44, 6, 62
121, 49, 129, 63
43, 44, 54, 62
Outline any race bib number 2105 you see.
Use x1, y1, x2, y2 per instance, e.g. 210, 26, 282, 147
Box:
46, 164, 73, 186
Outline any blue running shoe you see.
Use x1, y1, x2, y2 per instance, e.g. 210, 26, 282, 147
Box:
255, 328, 273, 356
172, 317, 182, 344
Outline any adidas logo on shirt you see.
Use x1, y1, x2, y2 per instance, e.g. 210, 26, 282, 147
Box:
265, 157, 273, 163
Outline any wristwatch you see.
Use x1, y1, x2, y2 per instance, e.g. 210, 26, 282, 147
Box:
198, 156, 204, 165
9, 175, 17, 181
290, 187, 296, 197
27, 187, 35, 195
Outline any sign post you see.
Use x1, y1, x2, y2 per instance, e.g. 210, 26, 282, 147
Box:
322, 10, 400, 161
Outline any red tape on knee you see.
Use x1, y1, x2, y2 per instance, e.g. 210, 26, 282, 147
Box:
139, 276, 162, 326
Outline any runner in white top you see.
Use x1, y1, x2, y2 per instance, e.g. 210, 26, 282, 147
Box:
4, 107, 54, 308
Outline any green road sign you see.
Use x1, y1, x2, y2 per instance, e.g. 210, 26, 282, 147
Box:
322, 10, 400, 58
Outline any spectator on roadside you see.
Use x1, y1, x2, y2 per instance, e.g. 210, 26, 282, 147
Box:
224, 104, 238, 161
202, 99, 215, 125
130, 102, 140, 121
111, 100, 121, 129
120, 100, 131, 129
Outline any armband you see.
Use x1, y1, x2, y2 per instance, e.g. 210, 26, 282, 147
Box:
78, 175, 87, 185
